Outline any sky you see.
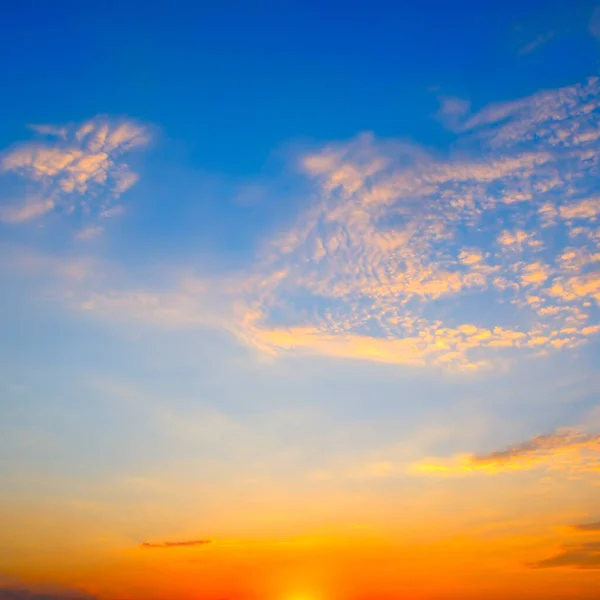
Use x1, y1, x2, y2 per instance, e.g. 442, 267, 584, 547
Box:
1, 1, 600, 599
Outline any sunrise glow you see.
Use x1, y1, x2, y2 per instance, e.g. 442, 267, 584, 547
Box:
1, 1, 600, 600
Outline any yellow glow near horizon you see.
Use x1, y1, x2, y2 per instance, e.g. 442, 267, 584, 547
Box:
284, 590, 323, 600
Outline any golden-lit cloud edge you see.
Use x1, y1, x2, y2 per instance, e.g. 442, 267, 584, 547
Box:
411, 429, 600, 476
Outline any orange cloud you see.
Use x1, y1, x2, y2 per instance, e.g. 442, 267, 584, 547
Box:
1, 117, 149, 226
559, 196, 600, 220
412, 429, 600, 475
529, 541, 600, 570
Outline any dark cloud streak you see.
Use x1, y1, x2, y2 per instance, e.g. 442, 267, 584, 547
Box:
140, 539, 212, 549
0, 588, 97, 600
572, 521, 600, 532
529, 542, 600, 570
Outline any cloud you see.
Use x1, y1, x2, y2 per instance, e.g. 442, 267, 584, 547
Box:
559, 196, 600, 220
518, 31, 555, 55
6, 76, 600, 374
75, 225, 103, 241
590, 7, 600, 40
572, 522, 600, 532
412, 429, 600, 475
3, 244, 235, 338
0, 588, 96, 600
529, 541, 600, 570
231, 75, 600, 370
1, 198, 55, 224
456, 76, 599, 147
26, 124, 68, 138
77, 284, 227, 330
435, 96, 471, 130
140, 539, 212, 549
1, 117, 149, 226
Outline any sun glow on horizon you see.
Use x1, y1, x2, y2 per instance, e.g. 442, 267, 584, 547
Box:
284, 593, 322, 600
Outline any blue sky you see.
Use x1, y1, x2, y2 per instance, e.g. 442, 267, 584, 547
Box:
2, 0, 598, 172
1, 2, 600, 599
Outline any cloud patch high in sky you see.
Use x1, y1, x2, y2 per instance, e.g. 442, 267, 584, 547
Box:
4, 77, 599, 374
0, 118, 149, 235
233, 76, 600, 370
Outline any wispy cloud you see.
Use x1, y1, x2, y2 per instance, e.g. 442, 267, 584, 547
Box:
140, 539, 211, 549
572, 521, 600, 532
529, 541, 600, 569
518, 31, 555, 55
26, 124, 68, 139
590, 6, 600, 40
435, 96, 471, 130
1, 117, 149, 226
412, 429, 600, 475
1, 198, 56, 224
75, 225, 104, 241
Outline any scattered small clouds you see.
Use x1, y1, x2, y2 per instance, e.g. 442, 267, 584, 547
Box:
0, 117, 149, 227
233, 75, 600, 371
412, 429, 600, 475
140, 539, 212, 549
529, 541, 600, 570
4, 76, 600, 375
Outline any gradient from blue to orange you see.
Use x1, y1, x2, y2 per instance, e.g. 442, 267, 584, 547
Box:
1, 1, 600, 599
